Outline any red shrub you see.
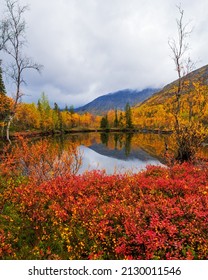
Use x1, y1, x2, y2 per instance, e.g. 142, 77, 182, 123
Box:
1, 163, 208, 259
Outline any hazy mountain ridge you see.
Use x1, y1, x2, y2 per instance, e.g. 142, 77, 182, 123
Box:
75, 64, 208, 116
76, 88, 159, 115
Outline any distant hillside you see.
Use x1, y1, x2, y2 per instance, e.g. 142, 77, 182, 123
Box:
133, 64, 208, 130
76, 88, 159, 115
137, 64, 208, 107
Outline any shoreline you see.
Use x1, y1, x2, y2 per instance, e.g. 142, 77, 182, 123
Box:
8, 128, 173, 139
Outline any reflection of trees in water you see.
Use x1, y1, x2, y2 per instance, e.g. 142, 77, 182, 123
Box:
26, 132, 174, 164
60, 132, 208, 161
132, 133, 172, 160
125, 133, 133, 156
100, 133, 109, 146
114, 133, 124, 150
114, 133, 119, 150
101, 132, 133, 157
113, 132, 172, 159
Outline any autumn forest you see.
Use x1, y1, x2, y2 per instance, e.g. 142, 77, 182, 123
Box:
0, 0, 208, 260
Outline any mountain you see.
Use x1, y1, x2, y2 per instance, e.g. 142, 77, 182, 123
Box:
132, 64, 208, 131
76, 88, 159, 115
136, 64, 208, 108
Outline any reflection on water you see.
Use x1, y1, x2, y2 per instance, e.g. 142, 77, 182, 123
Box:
45, 131, 208, 174
78, 145, 163, 174
64, 132, 167, 174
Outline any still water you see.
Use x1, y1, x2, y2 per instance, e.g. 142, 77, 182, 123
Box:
78, 145, 163, 174
27, 131, 208, 175
60, 132, 168, 174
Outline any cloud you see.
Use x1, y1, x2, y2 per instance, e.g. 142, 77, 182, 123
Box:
1, 0, 208, 108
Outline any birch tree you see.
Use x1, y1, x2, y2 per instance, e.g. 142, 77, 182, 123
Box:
168, 5, 206, 162
0, 0, 42, 143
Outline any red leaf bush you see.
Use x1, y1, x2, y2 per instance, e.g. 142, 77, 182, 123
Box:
1, 162, 207, 259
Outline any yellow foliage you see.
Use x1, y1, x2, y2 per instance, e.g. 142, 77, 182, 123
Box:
15, 103, 40, 129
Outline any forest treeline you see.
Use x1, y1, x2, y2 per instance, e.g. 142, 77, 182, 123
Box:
1, 82, 208, 134
0, 91, 138, 133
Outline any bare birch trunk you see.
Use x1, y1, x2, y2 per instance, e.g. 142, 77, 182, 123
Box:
6, 115, 13, 144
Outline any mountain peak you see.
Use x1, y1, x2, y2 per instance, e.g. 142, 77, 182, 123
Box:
76, 88, 159, 115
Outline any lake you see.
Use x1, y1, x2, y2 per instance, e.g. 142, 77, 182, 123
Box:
55, 131, 208, 174
54, 132, 170, 174
3, 131, 208, 176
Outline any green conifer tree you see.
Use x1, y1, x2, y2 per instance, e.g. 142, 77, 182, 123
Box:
100, 115, 109, 129
125, 103, 133, 129
114, 108, 119, 127
0, 60, 6, 95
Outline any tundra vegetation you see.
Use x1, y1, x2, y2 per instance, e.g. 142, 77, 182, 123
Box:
0, 2, 208, 260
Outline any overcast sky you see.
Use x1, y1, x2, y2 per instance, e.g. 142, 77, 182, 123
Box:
1, 0, 208, 108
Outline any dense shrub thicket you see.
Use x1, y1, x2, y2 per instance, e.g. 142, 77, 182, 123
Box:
0, 162, 207, 260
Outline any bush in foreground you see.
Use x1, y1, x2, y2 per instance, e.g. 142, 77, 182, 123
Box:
0, 163, 207, 260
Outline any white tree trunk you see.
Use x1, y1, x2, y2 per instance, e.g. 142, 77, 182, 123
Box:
6, 114, 13, 144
